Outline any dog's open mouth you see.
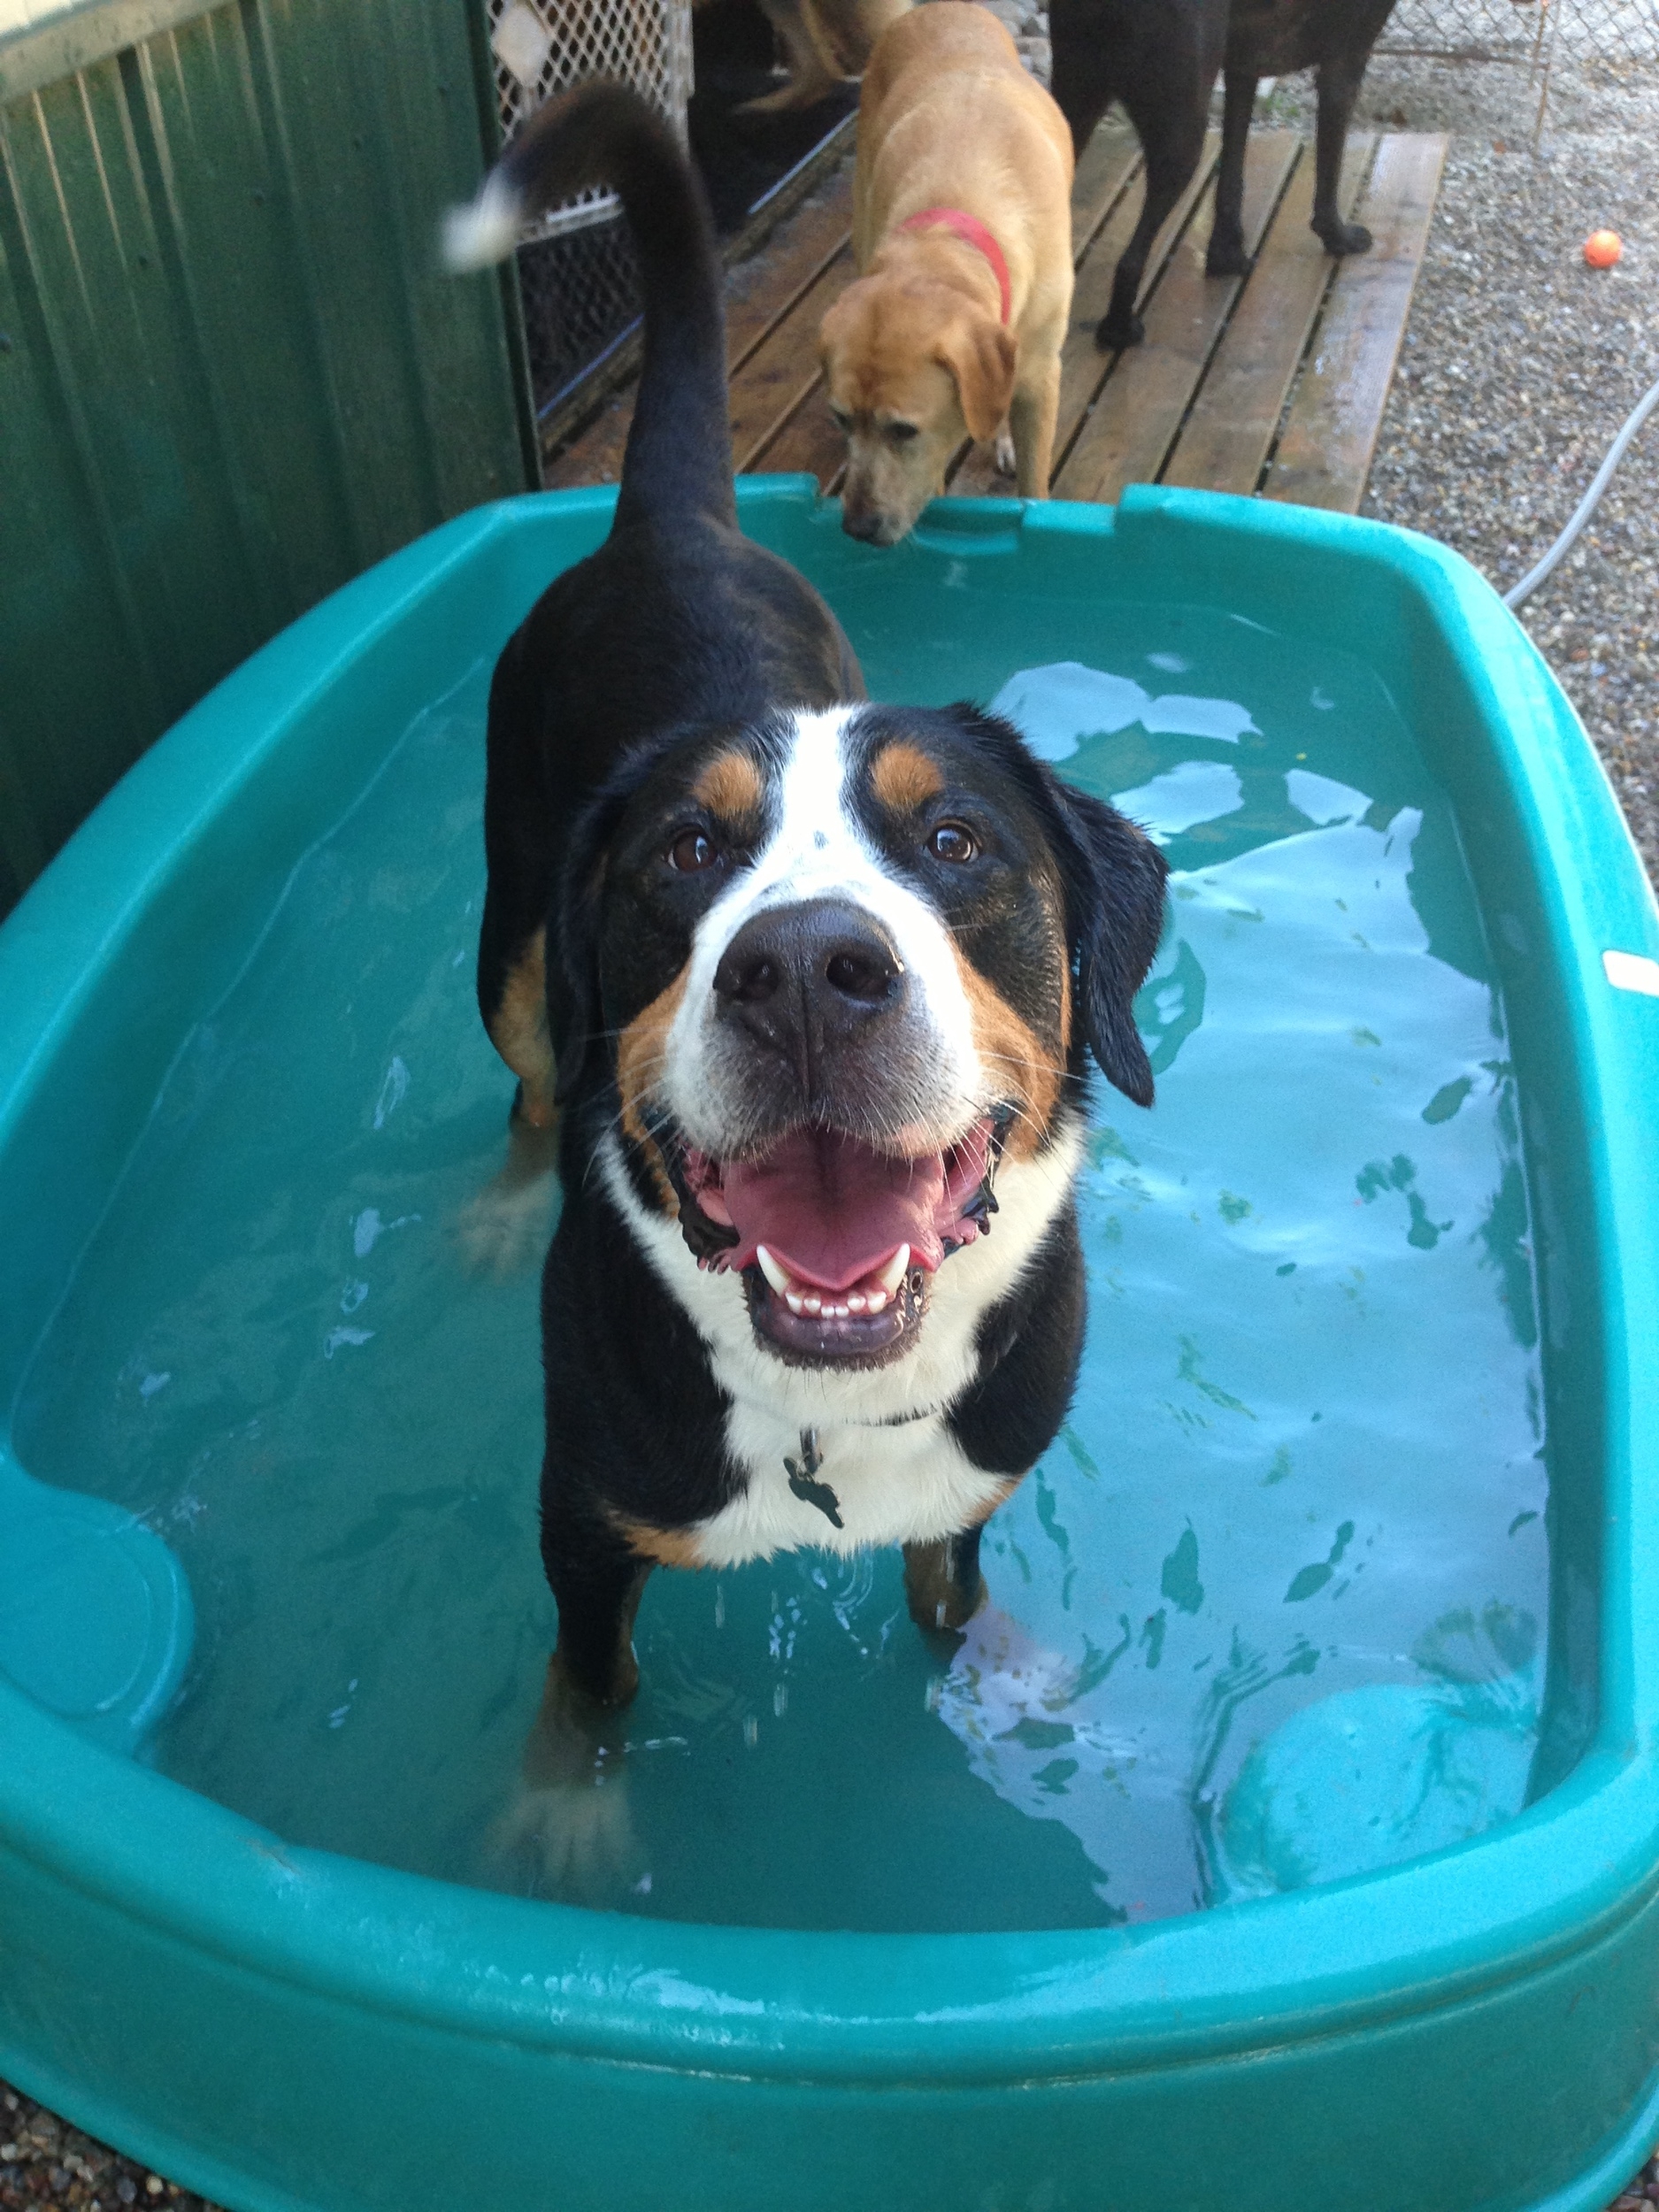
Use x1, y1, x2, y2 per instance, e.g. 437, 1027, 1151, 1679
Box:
677, 1119, 1002, 1363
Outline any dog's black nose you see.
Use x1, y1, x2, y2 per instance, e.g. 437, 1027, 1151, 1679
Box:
713, 900, 905, 1085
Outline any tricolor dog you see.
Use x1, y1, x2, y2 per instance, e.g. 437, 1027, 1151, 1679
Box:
446, 84, 1169, 1735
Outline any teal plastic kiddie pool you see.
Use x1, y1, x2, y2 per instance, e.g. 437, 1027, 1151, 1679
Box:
2, 481, 1657, 2212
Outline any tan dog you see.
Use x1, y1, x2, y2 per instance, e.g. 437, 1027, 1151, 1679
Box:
734, 0, 912, 114
818, 3, 1075, 545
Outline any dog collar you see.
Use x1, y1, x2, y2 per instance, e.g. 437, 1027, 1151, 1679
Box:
897, 207, 1011, 326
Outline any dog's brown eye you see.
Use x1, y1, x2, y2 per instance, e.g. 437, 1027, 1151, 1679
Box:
669, 827, 718, 873
887, 421, 919, 444
929, 821, 976, 864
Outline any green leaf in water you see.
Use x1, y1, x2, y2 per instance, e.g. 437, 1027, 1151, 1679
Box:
1161, 1525, 1205, 1615
1178, 1335, 1257, 1419
1422, 1074, 1474, 1125
1285, 1520, 1356, 1602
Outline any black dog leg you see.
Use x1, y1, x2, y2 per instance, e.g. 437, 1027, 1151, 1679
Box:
1206, 70, 1258, 277
1047, 0, 1118, 157
1311, 50, 1374, 256
903, 1527, 988, 1639
542, 1519, 654, 1709
1099, 112, 1207, 349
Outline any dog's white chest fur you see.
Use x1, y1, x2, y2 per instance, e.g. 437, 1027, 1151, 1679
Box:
601, 1118, 1082, 1565
697, 1404, 1004, 1566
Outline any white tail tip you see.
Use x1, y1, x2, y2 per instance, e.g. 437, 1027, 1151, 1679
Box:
441, 173, 522, 272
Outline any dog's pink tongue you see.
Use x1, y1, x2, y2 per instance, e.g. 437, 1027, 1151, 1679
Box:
720, 1131, 947, 1291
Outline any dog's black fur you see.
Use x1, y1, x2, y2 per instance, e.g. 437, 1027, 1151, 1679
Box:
459, 85, 1168, 1729
474, 84, 864, 1094
1049, 0, 1400, 350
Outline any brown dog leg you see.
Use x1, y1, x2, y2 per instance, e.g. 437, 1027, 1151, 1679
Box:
903, 1529, 988, 1638
1010, 350, 1062, 500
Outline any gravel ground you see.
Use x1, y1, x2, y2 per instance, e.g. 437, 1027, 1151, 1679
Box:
0, 2084, 221, 2212
4, 30, 1657, 2212
1272, 43, 1659, 887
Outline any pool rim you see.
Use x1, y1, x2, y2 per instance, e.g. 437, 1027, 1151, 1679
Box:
1, 480, 1657, 2096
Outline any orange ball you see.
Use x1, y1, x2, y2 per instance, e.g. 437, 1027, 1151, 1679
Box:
1584, 229, 1624, 268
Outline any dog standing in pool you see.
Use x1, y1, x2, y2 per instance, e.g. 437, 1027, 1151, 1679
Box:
444, 83, 1168, 1892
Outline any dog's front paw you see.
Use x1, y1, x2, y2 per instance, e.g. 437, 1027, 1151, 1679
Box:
1316, 218, 1373, 257
1205, 238, 1254, 278
455, 1115, 560, 1278
493, 1766, 644, 1903
491, 1656, 646, 1902
993, 426, 1018, 478
1095, 310, 1144, 353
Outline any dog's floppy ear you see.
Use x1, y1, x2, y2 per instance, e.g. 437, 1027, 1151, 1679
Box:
1041, 775, 1170, 1108
934, 312, 1018, 443
548, 779, 635, 1103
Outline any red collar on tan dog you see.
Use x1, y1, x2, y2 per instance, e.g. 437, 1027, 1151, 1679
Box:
897, 207, 1011, 326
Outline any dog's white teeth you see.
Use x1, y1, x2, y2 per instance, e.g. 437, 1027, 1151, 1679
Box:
865, 1288, 888, 1314
756, 1245, 791, 1296
803, 1294, 823, 1317
784, 1291, 805, 1315
846, 1293, 867, 1314
875, 1245, 910, 1297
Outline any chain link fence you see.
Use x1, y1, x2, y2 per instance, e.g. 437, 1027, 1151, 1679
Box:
1378, 0, 1659, 65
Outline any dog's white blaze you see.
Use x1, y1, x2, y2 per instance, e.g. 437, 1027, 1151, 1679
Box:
661, 705, 983, 1149
599, 1116, 1083, 1563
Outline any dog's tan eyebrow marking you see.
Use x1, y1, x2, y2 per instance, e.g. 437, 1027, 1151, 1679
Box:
692, 748, 764, 819
870, 740, 946, 812
949, 941, 1066, 1163
617, 965, 690, 1211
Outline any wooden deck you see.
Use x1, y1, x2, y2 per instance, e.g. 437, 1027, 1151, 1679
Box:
546, 121, 1447, 513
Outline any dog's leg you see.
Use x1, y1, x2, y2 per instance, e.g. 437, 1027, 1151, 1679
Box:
546, 1530, 655, 1709
1098, 101, 1207, 350
903, 1528, 988, 1638
1047, 0, 1117, 158
739, 0, 845, 113
993, 420, 1018, 478
1311, 50, 1374, 256
492, 1640, 647, 1902
460, 920, 562, 1276
1010, 347, 1062, 499
1206, 71, 1257, 277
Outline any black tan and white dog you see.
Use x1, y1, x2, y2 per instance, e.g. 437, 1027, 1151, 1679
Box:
1048, 0, 1400, 351
445, 88, 1170, 1763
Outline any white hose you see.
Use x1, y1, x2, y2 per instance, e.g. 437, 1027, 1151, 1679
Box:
1503, 371, 1659, 609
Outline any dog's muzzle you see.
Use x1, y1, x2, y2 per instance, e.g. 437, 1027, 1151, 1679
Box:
711, 898, 908, 1096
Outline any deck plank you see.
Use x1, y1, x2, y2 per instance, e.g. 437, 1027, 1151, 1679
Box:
542, 124, 1443, 515
1161, 134, 1376, 497
950, 133, 1220, 500
1067, 117, 1143, 251
728, 253, 852, 471
1261, 133, 1446, 513
1056, 130, 1300, 504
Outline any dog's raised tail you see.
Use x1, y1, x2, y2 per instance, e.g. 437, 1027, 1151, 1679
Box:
443, 81, 734, 530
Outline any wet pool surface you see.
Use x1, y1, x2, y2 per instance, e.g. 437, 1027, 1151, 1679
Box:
12, 599, 1547, 1932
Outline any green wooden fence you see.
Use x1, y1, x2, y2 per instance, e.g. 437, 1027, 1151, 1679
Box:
0, 0, 536, 918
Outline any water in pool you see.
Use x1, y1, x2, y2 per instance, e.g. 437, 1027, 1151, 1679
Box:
12, 601, 1547, 1932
